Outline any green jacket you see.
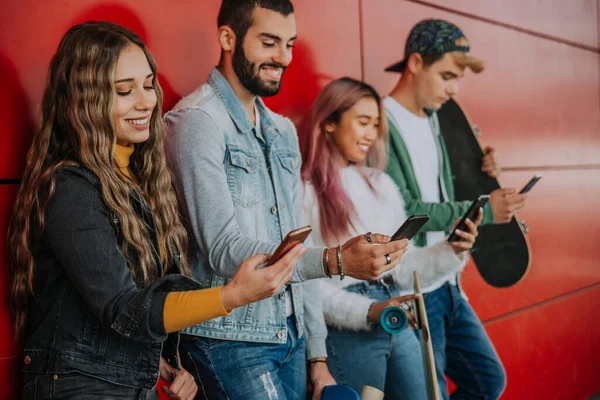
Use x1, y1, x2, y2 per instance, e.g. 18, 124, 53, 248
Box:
385, 110, 494, 247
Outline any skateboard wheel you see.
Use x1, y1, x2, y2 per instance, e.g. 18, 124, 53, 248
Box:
380, 306, 408, 334
321, 384, 360, 399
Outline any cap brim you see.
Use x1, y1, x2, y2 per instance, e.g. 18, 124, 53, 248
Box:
452, 52, 485, 73
384, 59, 407, 73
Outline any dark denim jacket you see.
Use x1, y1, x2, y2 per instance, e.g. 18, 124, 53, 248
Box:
22, 166, 203, 388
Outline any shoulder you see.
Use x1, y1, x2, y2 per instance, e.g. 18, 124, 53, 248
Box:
167, 83, 216, 114
264, 106, 297, 136
48, 166, 106, 214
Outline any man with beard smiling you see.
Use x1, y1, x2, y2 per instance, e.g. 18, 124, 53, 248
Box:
164, 1, 409, 398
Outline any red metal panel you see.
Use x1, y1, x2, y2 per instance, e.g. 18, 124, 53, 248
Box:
484, 285, 600, 399
361, 0, 600, 168
263, 0, 362, 122
461, 169, 600, 321
0, 356, 21, 399
422, 0, 599, 49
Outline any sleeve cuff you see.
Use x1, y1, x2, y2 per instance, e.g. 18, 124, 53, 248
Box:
305, 336, 328, 360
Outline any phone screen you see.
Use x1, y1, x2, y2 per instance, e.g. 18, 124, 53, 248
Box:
447, 195, 489, 242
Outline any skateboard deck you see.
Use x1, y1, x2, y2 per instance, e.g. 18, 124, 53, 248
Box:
413, 272, 441, 400
437, 98, 532, 287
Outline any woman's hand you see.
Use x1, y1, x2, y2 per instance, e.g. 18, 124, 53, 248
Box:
220, 244, 304, 311
448, 208, 483, 255
367, 294, 420, 327
159, 357, 198, 400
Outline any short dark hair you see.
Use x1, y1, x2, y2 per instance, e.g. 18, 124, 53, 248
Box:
217, 0, 294, 41
400, 53, 444, 73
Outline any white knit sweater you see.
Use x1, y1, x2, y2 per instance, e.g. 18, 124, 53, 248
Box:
302, 166, 467, 331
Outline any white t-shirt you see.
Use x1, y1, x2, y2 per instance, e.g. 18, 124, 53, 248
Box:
384, 97, 446, 247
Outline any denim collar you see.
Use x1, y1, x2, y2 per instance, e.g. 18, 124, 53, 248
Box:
208, 67, 281, 136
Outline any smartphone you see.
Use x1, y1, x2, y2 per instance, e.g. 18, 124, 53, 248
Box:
266, 225, 312, 266
519, 173, 543, 194
391, 215, 430, 241
447, 195, 490, 242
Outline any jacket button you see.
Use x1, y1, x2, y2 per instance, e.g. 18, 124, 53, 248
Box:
23, 356, 31, 365
270, 206, 278, 215
279, 292, 285, 300
277, 330, 286, 339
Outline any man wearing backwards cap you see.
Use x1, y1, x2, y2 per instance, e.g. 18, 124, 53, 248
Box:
384, 19, 526, 399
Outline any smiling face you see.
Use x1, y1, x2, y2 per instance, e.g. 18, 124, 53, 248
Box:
326, 96, 381, 164
112, 44, 157, 146
232, 6, 296, 97
413, 52, 465, 110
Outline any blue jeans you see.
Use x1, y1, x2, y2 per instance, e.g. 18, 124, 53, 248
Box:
180, 316, 306, 400
325, 281, 428, 399
21, 372, 158, 399
424, 283, 506, 400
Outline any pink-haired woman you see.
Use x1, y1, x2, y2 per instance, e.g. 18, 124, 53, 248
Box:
300, 77, 481, 398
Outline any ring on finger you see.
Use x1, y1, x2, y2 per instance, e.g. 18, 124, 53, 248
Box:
365, 232, 372, 244
385, 254, 392, 265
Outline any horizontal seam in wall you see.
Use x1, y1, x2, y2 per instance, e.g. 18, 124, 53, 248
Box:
482, 282, 600, 326
501, 164, 600, 172
406, 0, 600, 54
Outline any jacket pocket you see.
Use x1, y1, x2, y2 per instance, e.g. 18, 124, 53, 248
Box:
226, 146, 260, 208
276, 152, 300, 174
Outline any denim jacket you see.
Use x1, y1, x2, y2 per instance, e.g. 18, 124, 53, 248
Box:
165, 68, 328, 358
22, 166, 204, 388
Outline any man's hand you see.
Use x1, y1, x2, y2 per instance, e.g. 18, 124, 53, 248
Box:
327, 234, 409, 280
448, 209, 482, 254
489, 188, 526, 224
482, 146, 501, 178
309, 360, 336, 400
159, 357, 198, 400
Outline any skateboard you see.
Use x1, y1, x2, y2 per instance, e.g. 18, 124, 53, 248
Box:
413, 271, 442, 400
437, 98, 532, 287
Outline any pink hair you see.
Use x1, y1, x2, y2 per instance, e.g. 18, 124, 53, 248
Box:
300, 77, 388, 244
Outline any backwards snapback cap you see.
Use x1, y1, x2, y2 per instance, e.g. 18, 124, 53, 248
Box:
385, 19, 484, 73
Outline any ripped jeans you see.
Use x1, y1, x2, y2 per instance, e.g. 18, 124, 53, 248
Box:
179, 316, 306, 400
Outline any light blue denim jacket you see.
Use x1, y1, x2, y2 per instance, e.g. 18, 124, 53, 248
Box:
164, 68, 327, 358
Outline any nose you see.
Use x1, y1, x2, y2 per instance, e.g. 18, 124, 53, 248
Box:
447, 80, 459, 97
273, 44, 292, 67
366, 125, 378, 141
135, 87, 156, 111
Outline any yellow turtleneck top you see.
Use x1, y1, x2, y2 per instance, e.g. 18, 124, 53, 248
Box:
115, 143, 229, 333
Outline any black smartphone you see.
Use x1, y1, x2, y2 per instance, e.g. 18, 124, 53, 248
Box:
519, 173, 543, 194
391, 215, 430, 241
447, 195, 490, 242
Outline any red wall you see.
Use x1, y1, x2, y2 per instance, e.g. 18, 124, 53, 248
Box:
1, 0, 599, 398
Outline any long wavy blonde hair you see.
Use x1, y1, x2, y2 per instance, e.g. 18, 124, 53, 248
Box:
7, 21, 190, 336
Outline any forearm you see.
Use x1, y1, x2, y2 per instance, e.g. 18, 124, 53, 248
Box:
302, 281, 328, 359
321, 281, 374, 332
162, 287, 230, 333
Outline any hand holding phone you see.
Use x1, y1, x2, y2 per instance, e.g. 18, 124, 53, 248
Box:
391, 215, 430, 242
447, 195, 489, 242
266, 225, 312, 266
519, 173, 542, 194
